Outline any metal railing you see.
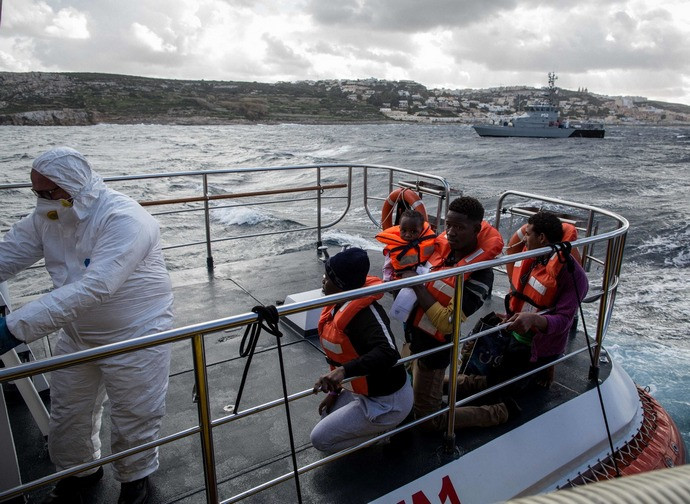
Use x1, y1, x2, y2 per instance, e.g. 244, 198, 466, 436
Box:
1, 163, 451, 270
0, 170, 628, 503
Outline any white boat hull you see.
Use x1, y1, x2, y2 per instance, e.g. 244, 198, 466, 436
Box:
371, 357, 646, 503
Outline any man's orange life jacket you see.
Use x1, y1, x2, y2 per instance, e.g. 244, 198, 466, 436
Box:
318, 276, 384, 396
412, 221, 504, 341
506, 222, 579, 278
506, 250, 566, 315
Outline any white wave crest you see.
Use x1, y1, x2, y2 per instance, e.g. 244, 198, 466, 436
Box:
322, 230, 383, 251
611, 262, 690, 345
308, 145, 353, 159
212, 206, 273, 226
635, 228, 690, 267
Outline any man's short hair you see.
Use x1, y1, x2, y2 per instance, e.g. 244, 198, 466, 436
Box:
448, 196, 484, 223
400, 209, 425, 226
528, 211, 564, 244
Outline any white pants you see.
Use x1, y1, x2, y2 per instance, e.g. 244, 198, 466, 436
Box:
310, 377, 413, 453
48, 332, 171, 482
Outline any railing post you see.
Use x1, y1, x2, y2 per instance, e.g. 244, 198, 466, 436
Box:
444, 274, 464, 453
202, 174, 214, 270
590, 238, 615, 380
316, 167, 323, 255
581, 209, 596, 270
191, 333, 219, 503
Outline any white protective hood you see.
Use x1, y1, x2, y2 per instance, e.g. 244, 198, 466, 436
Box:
32, 147, 107, 220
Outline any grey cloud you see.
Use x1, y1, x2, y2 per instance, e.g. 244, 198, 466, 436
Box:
448, 7, 689, 75
306, 0, 521, 32
306, 40, 410, 69
611, 11, 636, 31
309, 41, 341, 56
262, 34, 312, 72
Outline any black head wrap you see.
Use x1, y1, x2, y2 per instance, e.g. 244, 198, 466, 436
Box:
325, 247, 369, 291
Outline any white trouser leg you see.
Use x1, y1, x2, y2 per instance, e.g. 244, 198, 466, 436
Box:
101, 344, 171, 482
48, 334, 106, 473
310, 377, 413, 453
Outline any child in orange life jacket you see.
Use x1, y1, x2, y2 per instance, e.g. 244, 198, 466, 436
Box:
376, 209, 437, 282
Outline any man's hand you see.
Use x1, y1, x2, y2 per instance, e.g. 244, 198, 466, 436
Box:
0, 317, 23, 356
313, 366, 345, 394
318, 394, 338, 415
399, 269, 437, 310
505, 312, 547, 334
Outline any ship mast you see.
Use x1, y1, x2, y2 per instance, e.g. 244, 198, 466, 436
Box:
547, 72, 558, 106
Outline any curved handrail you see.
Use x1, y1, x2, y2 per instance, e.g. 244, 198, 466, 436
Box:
0, 180, 629, 503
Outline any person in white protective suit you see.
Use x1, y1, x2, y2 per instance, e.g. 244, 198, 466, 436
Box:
0, 147, 174, 504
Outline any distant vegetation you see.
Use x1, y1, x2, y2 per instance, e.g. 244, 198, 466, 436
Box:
0, 72, 388, 125
1, 71, 689, 126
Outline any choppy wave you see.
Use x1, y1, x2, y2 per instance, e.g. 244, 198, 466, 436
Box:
307, 145, 354, 160
212, 206, 274, 226
632, 226, 690, 267
322, 230, 383, 252
612, 261, 690, 345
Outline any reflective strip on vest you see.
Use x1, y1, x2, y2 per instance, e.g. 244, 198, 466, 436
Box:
516, 227, 525, 240
514, 260, 523, 268
463, 247, 484, 264
337, 300, 353, 315
432, 280, 455, 298
528, 276, 548, 295
321, 338, 343, 355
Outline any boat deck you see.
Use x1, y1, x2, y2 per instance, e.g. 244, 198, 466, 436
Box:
5, 248, 609, 504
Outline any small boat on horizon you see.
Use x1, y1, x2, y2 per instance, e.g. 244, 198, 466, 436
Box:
473, 73, 606, 138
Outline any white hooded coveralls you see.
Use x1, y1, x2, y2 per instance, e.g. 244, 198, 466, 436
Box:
0, 147, 174, 482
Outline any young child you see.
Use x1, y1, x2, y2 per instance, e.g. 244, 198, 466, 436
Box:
376, 209, 436, 281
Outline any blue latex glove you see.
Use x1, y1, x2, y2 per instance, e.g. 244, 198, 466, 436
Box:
0, 317, 22, 355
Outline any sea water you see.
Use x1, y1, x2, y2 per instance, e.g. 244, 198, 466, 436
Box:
1, 123, 688, 456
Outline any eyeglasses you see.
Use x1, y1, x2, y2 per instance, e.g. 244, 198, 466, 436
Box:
31, 187, 61, 199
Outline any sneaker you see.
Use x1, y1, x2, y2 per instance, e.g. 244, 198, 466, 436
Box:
118, 476, 149, 504
42, 466, 103, 504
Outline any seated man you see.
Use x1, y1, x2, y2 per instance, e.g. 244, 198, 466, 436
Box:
449, 210, 590, 428
401, 196, 504, 430
311, 247, 413, 453
498, 210, 590, 390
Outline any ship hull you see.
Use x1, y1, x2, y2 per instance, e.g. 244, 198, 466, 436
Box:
473, 125, 605, 138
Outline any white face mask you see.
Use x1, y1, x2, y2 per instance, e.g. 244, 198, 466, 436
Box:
35, 198, 75, 222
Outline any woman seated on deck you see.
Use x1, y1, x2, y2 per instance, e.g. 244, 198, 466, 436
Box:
311, 247, 413, 453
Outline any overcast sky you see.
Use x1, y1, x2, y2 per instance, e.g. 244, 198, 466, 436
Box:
2, 1, 689, 105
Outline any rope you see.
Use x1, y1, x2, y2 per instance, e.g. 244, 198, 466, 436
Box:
233, 305, 303, 503
552, 241, 622, 478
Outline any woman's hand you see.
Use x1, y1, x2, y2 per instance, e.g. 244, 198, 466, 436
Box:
313, 366, 345, 394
